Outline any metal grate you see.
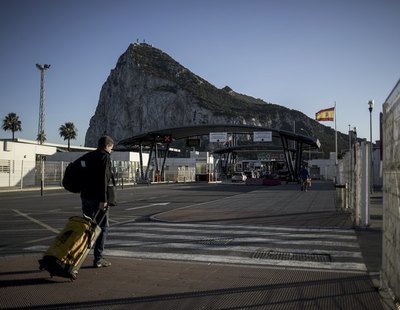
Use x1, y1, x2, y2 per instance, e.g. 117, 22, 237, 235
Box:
252, 250, 331, 262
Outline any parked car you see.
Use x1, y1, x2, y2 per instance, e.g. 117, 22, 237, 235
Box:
232, 172, 247, 182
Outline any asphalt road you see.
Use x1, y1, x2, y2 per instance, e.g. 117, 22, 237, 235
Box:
0, 181, 391, 310
0, 182, 255, 256
0, 181, 364, 272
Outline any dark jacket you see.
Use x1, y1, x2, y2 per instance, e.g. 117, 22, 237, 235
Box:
80, 149, 112, 202
299, 168, 309, 181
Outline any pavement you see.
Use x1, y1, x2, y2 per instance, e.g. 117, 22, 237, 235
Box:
0, 182, 395, 310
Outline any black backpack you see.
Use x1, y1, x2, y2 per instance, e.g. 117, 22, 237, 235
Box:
62, 157, 86, 193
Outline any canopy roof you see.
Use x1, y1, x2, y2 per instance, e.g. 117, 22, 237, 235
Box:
117, 124, 320, 149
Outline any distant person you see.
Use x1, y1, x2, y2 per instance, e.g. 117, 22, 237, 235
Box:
299, 166, 310, 192
80, 135, 114, 268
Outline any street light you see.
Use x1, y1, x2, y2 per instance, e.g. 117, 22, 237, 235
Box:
36, 64, 51, 144
36, 63, 50, 196
368, 100, 374, 193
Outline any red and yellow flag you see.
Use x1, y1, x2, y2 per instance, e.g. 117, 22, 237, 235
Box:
315, 107, 335, 121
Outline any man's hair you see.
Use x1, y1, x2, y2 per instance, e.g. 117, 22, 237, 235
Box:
97, 135, 114, 149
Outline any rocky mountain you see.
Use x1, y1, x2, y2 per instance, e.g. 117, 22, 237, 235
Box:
85, 43, 348, 157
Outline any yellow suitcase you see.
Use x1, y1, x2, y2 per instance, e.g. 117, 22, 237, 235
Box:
39, 211, 104, 280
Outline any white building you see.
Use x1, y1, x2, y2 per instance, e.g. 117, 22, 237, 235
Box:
0, 139, 148, 188
0, 139, 213, 188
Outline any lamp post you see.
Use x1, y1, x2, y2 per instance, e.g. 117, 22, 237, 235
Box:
36, 64, 50, 144
36, 63, 50, 196
368, 100, 374, 194
348, 124, 352, 183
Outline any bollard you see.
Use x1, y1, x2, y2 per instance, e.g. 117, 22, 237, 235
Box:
335, 184, 346, 209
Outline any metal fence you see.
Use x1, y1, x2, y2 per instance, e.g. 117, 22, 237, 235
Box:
0, 160, 141, 189
0, 160, 197, 189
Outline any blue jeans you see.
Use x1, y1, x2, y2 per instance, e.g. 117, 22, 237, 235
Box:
81, 198, 109, 261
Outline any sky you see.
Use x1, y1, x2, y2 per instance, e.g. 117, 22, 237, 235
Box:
0, 0, 399, 147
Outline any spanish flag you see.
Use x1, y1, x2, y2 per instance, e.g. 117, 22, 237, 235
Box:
315, 107, 335, 121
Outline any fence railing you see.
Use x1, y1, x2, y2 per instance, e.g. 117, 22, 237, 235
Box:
0, 160, 197, 189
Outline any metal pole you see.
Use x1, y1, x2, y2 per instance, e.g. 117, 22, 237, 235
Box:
334, 102, 338, 165
20, 160, 24, 190
40, 156, 44, 196
348, 125, 351, 208
36, 64, 50, 144
370, 111, 373, 193
368, 100, 374, 194
38, 69, 45, 138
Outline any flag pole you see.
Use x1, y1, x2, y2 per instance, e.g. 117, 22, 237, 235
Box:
334, 102, 338, 165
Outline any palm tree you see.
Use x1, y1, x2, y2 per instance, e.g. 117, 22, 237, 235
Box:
37, 130, 46, 144
2, 112, 22, 140
59, 122, 77, 151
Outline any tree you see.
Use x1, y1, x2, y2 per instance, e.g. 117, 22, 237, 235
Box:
37, 130, 46, 144
2, 112, 22, 140
59, 122, 77, 151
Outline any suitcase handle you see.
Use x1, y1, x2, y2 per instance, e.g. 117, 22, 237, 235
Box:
83, 208, 108, 225
93, 208, 108, 225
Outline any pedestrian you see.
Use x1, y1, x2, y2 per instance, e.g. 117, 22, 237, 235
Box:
80, 135, 114, 268
299, 166, 310, 192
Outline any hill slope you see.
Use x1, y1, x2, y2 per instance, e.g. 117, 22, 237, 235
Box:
85, 43, 347, 157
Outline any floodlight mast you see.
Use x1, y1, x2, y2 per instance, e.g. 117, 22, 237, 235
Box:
36, 64, 50, 144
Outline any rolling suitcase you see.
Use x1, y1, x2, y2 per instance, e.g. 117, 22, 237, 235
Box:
39, 209, 106, 280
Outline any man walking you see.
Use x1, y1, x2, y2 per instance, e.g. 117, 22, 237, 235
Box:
299, 166, 310, 192
80, 135, 114, 268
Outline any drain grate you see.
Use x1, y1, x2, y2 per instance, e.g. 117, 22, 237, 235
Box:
196, 238, 233, 246
252, 250, 331, 262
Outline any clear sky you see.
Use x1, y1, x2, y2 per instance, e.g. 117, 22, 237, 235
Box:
0, 0, 399, 147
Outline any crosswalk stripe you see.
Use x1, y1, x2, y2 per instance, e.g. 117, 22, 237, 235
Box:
123, 222, 356, 235
104, 249, 367, 272
106, 239, 362, 259
25, 222, 365, 272
110, 231, 359, 248
104, 222, 365, 271
113, 226, 358, 241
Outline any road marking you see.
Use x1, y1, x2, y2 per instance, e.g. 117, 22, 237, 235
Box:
24, 236, 56, 244
12, 209, 60, 234
106, 239, 362, 259
121, 221, 356, 234
21, 221, 366, 272
111, 231, 359, 248
104, 250, 367, 272
101, 222, 366, 272
115, 225, 357, 241
126, 202, 170, 210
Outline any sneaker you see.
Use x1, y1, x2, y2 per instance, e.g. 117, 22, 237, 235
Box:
94, 258, 111, 268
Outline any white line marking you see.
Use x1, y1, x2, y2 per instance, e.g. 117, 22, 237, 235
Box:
106, 239, 362, 259
114, 226, 357, 241
24, 236, 56, 244
127, 222, 356, 234
104, 249, 367, 272
110, 232, 359, 248
126, 202, 170, 211
12, 209, 60, 234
